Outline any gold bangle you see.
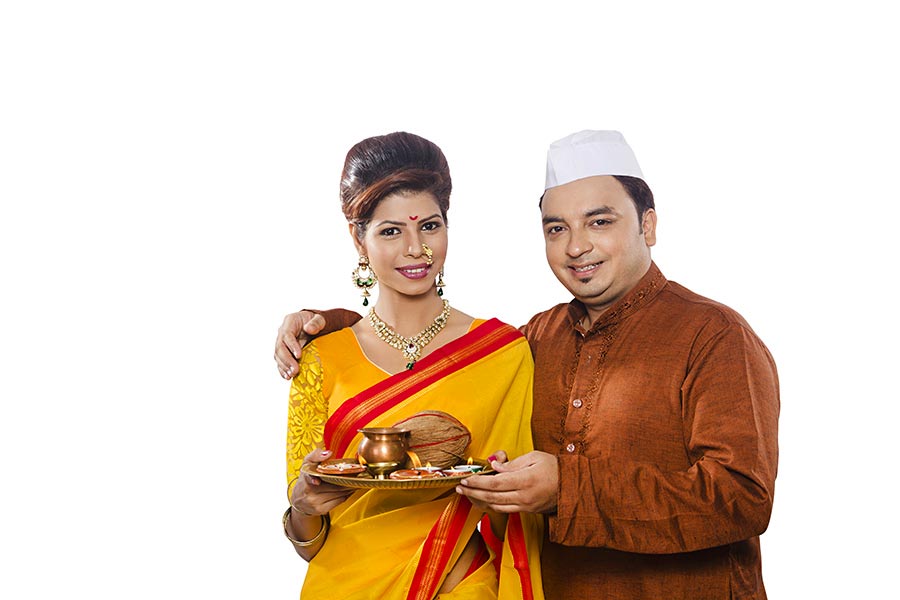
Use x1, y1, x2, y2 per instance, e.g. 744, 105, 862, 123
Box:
282, 507, 329, 547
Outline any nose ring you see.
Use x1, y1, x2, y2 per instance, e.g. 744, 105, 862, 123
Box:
421, 244, 434, 266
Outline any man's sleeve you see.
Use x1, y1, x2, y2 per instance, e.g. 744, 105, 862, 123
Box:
552, 323, 780, 553
305, 308, 363, 337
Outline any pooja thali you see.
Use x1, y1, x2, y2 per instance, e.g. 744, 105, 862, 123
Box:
301, 459, 493, 490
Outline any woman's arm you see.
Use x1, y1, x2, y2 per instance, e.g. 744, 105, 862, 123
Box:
284, 346, 353, 560
285, 449, 352, 561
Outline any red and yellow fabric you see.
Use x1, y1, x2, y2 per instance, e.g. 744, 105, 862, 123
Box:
287, 318, 543, 600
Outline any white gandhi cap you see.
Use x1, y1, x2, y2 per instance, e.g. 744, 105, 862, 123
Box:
544, 130, 644, 192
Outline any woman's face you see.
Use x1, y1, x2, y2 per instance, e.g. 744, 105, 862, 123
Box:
354, 190, 447, 299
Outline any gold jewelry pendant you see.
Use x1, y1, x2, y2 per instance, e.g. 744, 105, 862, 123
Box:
368, 300, 451, 370
352, 256, 377, 307
436, 269, 445, 297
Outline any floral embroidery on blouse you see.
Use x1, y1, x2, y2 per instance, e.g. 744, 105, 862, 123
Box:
286, 345, 327, 488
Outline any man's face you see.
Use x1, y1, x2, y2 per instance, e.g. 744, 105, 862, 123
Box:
541, 175, 656, 322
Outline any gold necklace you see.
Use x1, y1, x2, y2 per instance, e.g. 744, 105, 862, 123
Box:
368, 300, 451, 370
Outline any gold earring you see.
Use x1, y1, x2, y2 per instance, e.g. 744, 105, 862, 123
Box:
436, 268, 446, 297
352, 256, 377, 306
422, 244, 434, 266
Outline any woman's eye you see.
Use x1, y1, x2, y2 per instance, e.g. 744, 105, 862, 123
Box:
380, 227, 401, 237
421, 221, 441, 231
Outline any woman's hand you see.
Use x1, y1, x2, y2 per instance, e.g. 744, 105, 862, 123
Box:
290, 448, 354, 516
286, 449, 354, 560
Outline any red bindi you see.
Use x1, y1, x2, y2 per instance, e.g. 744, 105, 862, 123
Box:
408, 215, 419, 220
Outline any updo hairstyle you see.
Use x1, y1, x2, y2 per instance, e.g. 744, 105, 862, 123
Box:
340, 132, 452, 240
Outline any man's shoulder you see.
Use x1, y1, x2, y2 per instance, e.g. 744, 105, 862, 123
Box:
521, 303, 572, 343
658, 280, 755, 332
526, 302, 571, 324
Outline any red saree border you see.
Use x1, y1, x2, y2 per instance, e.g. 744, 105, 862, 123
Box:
480, 514, 503, 577
324, 318, 523, 456
406, 495, 473, 600
506, 513, 535, 600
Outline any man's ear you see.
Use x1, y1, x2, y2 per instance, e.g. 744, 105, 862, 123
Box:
642, 208, 657, 247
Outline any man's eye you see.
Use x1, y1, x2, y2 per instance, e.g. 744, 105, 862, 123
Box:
546, 226, 564, 235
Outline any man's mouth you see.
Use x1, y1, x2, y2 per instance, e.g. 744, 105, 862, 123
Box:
569, 262, 602, 275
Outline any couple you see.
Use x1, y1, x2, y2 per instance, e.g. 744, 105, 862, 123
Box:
278, 131, 780, 600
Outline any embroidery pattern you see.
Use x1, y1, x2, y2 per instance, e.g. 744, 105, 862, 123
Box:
286, 345, 327, 484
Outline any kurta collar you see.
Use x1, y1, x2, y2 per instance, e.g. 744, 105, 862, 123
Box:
567, 261, 667, 334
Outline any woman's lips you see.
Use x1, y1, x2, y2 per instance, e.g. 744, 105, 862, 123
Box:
396, 263, 431, 280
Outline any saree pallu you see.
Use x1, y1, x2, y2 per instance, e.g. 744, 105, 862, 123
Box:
287, 318, 543, 600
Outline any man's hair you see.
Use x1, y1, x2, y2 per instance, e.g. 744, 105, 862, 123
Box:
340, 132, 451, 240
613, 176, 655, 228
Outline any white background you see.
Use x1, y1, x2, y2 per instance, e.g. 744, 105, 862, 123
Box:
2, 2, 897, 598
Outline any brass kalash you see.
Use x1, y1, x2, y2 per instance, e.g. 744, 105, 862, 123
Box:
356, 427, 411, 479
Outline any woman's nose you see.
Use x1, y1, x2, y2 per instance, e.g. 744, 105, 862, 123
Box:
406, 233, 424, 257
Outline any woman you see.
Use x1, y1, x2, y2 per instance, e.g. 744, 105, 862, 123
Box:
284, 132, 543, 599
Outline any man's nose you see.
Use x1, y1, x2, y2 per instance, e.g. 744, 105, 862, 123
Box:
566, 227, 592, 257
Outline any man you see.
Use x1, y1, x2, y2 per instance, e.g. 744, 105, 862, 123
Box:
274, 131, 779, 599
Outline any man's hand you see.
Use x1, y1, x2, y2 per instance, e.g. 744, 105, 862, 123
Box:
274, 310, 327, 379
456, 450, 559, 514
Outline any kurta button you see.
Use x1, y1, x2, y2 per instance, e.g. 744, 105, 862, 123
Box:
572, 398, 583, 408
566, 443, 576, 453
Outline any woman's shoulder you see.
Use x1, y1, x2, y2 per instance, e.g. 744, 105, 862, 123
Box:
463, 317, 528, 355
449, 306, 515, 333
305, 327, 358, 360
294, 327, 364, 391
468, 315, 520, 334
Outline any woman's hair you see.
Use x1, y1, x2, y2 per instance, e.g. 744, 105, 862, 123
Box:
340, 132, 452, 240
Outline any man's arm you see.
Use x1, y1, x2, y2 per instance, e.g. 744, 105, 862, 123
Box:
549, 323, 779, 553
274, 309, 362, 378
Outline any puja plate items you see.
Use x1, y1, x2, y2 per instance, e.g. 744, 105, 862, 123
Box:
300, 413, 491, 489
302, 458, 492, 490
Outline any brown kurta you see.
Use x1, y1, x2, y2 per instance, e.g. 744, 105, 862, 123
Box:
521, 262, 779, 599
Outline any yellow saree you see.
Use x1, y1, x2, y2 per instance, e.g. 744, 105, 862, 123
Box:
287, 318, 543, 600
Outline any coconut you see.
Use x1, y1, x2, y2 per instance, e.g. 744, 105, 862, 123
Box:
392, 411, 471, 469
